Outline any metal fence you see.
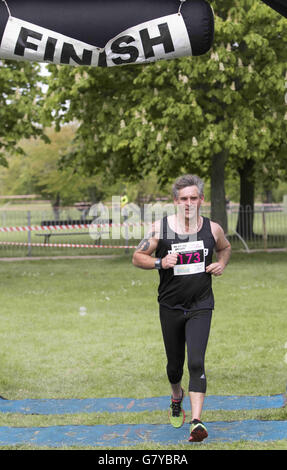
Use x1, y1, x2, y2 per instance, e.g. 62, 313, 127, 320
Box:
224, 204, 287, 252
0, 203, 286, 258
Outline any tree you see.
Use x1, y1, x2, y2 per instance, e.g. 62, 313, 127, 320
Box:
228, 1, 287, 238
0, 126, 106, 217
0, 60, 48, 167
43, 0, 287, 234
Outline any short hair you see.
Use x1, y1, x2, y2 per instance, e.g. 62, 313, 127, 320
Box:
172, 174, 204, 199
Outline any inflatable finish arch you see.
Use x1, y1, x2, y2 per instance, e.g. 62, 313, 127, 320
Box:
0, 0, 214, 67
261, 0, 287, 17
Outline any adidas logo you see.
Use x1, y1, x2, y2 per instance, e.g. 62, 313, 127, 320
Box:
200, 374, 206, 379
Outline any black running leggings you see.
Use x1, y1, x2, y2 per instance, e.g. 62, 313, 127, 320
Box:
159, 306, 212, 393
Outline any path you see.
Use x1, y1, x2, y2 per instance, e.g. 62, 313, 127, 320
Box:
0, 395, 285, 447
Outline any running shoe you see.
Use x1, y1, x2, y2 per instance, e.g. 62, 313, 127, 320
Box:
189, 419, 208, 442
168, 389, 185, 428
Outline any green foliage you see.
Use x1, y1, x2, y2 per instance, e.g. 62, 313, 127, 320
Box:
43, 1, 287, 192
0, 60, 48, 166
0, 126, 105, 206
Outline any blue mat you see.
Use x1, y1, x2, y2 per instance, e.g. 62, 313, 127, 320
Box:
0, 420, 286, 447
0, 395, 284, 415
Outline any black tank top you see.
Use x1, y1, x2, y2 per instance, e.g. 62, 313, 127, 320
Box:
155, 216, 216, 312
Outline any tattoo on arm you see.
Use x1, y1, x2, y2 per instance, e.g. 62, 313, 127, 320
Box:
136, 231, 156, 252
136, 239, 150, 251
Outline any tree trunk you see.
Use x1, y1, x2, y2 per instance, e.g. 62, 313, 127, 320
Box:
236, 158, 255, 239
210, 152, 228, 233
52, 192, 61, 221
264, 189, 272, 204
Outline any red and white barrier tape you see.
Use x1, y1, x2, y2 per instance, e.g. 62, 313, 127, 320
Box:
0, 241, 137, 249
0, 222, 147, 233
0, 224, 89, 232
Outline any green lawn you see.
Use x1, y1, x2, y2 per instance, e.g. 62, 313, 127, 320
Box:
0, 252, 286, 450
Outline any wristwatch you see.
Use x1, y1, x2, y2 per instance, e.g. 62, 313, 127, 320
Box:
154, 258, 162, 270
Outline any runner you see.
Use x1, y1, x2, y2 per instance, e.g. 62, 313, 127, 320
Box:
132, 174, 231, 442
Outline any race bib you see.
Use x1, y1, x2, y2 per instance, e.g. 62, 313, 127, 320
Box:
170, 240, 205, 276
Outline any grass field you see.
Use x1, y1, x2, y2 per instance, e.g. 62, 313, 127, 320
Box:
0, 252, 286, 450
